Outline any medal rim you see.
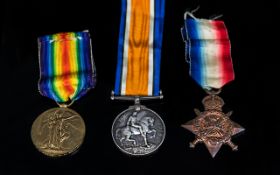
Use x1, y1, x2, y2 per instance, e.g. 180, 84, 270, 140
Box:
31, 107, 86, 157
111, 105, 166, 156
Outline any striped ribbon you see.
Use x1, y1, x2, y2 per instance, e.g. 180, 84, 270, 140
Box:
38, 31, 96, 103
114, 0, 165, 96
182, 14, 234, 90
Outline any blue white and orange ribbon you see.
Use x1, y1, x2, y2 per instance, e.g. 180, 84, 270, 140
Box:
38, 30, 96, 103
114, 0, 165, 96
182, 13, 234, 89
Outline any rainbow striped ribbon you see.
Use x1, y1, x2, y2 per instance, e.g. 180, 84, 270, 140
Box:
182, 14, 234, 89
38, 31, 96, 103
114, 0, 165, 96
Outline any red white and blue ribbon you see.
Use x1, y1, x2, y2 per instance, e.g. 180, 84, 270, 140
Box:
181, 13, 234, 90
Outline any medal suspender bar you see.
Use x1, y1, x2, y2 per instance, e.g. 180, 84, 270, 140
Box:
111, 0, 166, 156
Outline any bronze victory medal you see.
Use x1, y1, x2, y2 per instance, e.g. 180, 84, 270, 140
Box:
31, 107, 85, 157
182, 95, 244, 157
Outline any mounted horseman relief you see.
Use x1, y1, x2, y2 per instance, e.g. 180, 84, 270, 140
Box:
111, 0, 166, 156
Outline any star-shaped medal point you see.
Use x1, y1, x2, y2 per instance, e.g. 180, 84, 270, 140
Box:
182, 95, 245, 158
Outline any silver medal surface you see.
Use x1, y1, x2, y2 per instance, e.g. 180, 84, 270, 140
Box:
112, 105, 165, 156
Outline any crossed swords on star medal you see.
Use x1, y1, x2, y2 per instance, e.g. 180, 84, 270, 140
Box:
182, 94, 245, 157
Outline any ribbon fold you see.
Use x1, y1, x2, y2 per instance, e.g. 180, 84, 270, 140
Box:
38, 30, 96, 103
182, 13, 234, 89
114, 0, 165, 96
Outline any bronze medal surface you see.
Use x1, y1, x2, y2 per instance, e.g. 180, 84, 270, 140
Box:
182, 95, 245, 157
31, 107, 85, 157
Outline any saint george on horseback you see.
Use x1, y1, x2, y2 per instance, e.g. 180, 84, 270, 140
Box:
116, 111, 156, 147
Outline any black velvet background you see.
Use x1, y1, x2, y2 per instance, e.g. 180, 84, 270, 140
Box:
2, 0, 275, 174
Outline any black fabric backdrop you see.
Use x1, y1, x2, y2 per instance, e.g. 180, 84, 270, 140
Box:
1, 0, 275, 174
